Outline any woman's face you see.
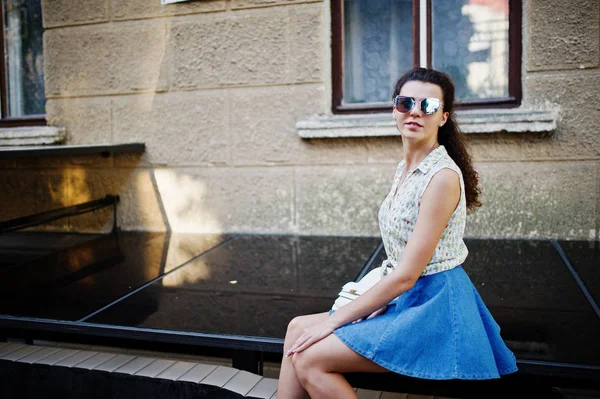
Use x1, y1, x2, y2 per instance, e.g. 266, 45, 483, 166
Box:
393, 80, 449, 143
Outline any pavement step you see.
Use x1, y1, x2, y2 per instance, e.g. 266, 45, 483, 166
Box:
0, 342, 452, 398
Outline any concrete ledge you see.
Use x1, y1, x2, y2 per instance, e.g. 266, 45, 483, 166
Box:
0, 126, 66, 146
296, 109, 556, 139
0, 143, 145, 160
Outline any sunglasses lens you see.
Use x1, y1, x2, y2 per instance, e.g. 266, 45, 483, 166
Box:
422, 99, 441, 114
394, 96, 413, 113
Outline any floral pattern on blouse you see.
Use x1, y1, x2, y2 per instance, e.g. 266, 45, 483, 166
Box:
378, 145, 468, 277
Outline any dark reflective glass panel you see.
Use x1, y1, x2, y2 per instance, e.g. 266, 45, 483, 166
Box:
4, 232, 598, 370
0, 231, 228, 321
0, 232, 101, 269
463, 239, 600, 366
556, 240, 600, 310
88, 235, 382, 339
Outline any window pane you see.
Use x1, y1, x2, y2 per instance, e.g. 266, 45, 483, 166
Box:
2, 0, 45, 117
343, 0, 413, 104
432, 0, 509, 100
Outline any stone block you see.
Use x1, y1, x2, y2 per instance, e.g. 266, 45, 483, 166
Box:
220, 10, 292, 86
365, 137, 403, 164
525, 109, 600, 159
289, 5, 323, 83
295, 165, 393, 235
468, 134, 534, 162
42, 0, 108, 28
169, 9, 289, 89
154, 167, 294, 233
520, 72, 600, 159
525, 72, 600, 111
112, 0, 226, 20
66, 168, 167, 232
45, 21, 167, 97
168, 17, 229, 89
232, 0, 322, 9
230, 84, 367, 165
46, 98, 111, 145
527, 0, 599, 71
465, 162, 598, 240
112, 91, 228, 166
296, 136, 370, 165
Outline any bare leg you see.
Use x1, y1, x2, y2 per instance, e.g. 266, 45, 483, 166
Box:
277, 312, 330, 399
291, 333, 389, 399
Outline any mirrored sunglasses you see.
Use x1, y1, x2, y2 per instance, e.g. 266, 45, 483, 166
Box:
393, 95, 443, 115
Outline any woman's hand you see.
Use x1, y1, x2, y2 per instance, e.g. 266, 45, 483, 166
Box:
352, 305, 387, 324
285, 320, 336, 356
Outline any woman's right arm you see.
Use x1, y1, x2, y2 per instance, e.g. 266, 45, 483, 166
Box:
286, 168, 460, 355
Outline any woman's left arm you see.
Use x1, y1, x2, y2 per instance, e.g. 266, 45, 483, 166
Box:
286, 169, 461, 356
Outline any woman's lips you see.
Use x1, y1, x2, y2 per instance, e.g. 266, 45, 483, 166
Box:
405, 121, 423, 127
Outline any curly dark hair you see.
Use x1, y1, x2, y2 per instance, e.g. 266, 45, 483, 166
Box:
392, 67, 481, 211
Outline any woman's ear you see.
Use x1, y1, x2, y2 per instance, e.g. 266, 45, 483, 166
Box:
439, 111, 449, 127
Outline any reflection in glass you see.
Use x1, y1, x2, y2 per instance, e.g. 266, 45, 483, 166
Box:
88, 235, 382, 339
343, 0, 413, 104
432, 0, 509, 100
2, 0, 45, 116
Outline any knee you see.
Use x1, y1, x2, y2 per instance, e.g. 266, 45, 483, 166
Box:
285, 316, 306, 340
291, 350, 321, 387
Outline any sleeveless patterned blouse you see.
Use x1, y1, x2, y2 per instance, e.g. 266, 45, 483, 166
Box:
378, 145, 468, 277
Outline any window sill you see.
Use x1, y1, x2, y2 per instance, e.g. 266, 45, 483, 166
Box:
0, 126, 66, 146
296, 109, 556, 139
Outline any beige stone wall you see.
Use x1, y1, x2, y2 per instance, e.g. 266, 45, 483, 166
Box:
2, 0, 597, 239
467, 0, 599, 239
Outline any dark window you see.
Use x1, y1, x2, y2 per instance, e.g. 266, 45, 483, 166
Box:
0, 0, 46, 127
331, 0, 522, 114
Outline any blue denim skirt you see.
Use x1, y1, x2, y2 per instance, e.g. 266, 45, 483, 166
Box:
332, 266, 518, 380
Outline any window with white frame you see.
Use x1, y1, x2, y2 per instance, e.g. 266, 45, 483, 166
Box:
331, 0, 521, 113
